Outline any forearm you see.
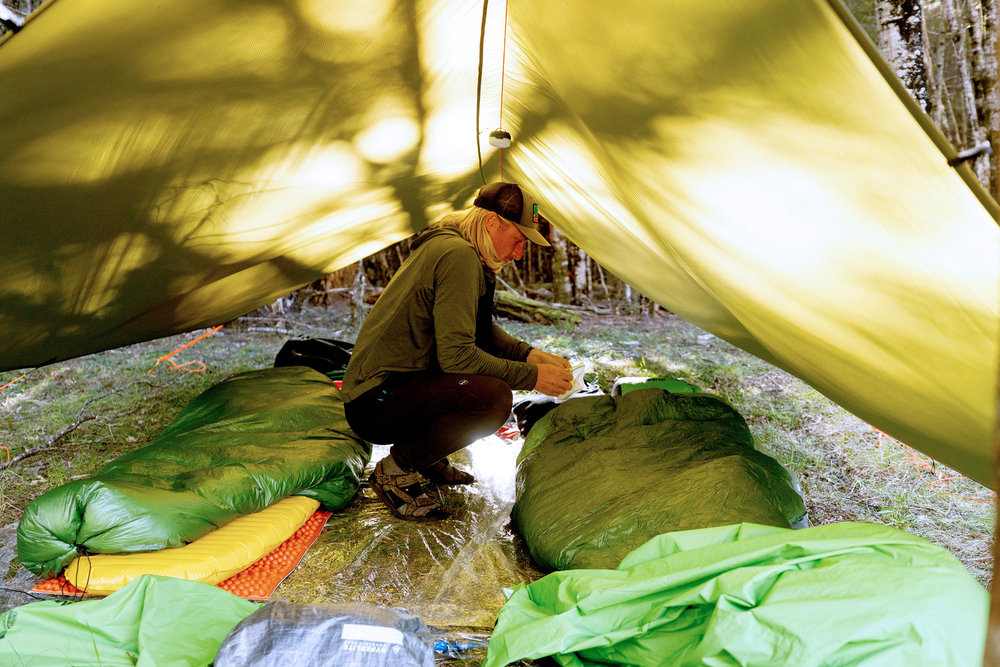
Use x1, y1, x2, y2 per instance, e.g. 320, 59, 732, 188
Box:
491, 323, 532, 361
438, 341, 537, 390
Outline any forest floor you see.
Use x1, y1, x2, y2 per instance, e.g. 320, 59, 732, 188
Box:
0, 298, 994, 663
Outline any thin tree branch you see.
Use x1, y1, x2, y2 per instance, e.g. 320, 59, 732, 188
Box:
0, 379, 181, 470
1, 418, 95, 469
495, 274, 525, 299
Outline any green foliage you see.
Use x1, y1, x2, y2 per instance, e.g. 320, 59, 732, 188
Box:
842, 0, 877, 42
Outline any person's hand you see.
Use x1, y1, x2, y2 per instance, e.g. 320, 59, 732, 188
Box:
533, 363, 573, 396
527, 348, 571, 370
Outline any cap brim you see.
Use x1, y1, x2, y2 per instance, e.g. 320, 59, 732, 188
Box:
515, 221, 550, 247
514, 189, 552, 246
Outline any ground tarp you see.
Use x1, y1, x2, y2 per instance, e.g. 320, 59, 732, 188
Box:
513, 389, 806, 571
0, 574, 257, 666
7, 435, 534, 664
0, 0, 997, 487
17, 366, 370, 577
483, 522, 989, 667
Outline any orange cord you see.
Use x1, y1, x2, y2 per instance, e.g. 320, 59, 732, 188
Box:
873, 427, 996, 505
0, 373, 26, 394
148, 325, 223, 374
0, 446, 9, 463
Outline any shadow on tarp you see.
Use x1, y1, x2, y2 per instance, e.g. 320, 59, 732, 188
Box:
275, 434, 546, 636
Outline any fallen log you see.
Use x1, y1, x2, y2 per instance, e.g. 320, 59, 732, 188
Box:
495, 290, 581, 328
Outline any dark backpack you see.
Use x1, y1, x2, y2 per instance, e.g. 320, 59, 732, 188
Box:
273, 338, 354, 379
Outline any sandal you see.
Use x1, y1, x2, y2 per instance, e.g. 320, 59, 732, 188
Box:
368, 459, 449, 521
418, 457, 476, 485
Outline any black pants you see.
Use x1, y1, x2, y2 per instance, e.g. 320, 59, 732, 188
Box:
344, 372, 513, 470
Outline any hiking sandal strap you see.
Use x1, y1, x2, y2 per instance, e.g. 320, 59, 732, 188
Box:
370, 459, 448, 520
373, 468, 423, 488
399, 493, 443, 518
419, 457, 475, 485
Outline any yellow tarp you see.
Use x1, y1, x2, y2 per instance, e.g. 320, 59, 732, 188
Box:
1, 0, 997, 485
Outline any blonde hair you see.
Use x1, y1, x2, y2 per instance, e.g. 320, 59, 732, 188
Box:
433, 206, 506, 271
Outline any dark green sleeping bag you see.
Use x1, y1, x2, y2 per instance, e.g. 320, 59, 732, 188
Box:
513, 389, 806, 571
17, 366, 371, 577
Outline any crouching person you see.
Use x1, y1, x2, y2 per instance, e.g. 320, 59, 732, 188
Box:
341, 182, 573, 520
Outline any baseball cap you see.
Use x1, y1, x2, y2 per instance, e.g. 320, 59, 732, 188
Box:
473, 182, 552, 247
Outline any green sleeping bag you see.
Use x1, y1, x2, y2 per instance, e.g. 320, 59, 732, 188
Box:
0, 575, 257, 666
484, 522, 988, 667
513, 389, 806, 571
17, 366, 371, 577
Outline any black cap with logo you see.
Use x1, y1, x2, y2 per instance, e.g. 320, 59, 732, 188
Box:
473, 182, 552, 247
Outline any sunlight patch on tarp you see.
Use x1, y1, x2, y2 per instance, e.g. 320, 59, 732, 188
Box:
252, 141, 367, 189
146, 140, 385, 265
509, 124, 659, 252
504, 122, 736, 338
418, 0, 507, 178
300, 0, 393, 35
69, 232, 162, 315
355, 116, 421, 164
420, 103, 482, 179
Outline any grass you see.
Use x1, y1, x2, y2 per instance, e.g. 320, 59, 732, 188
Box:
1, 298, 994, 605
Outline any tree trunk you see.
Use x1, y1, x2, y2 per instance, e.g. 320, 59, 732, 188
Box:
500, 260, 527, 296
622, 282, 634, 312
922, 4, 950, 138
980, 0, 1000, 200
573, 246, 589, 301
550, 227, 573, 304
876, 0, 929, 109
350, 260, 369, 325
941, 0, 991, 185
594, 262, 611, 300
375, 248, 393, 284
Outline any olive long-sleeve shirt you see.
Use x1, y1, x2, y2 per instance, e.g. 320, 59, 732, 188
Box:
340, 227, 537, 402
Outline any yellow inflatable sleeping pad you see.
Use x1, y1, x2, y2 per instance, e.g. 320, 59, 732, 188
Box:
64, 496, 319, 595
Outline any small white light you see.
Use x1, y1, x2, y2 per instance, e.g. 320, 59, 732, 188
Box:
489, 129, 512, 148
